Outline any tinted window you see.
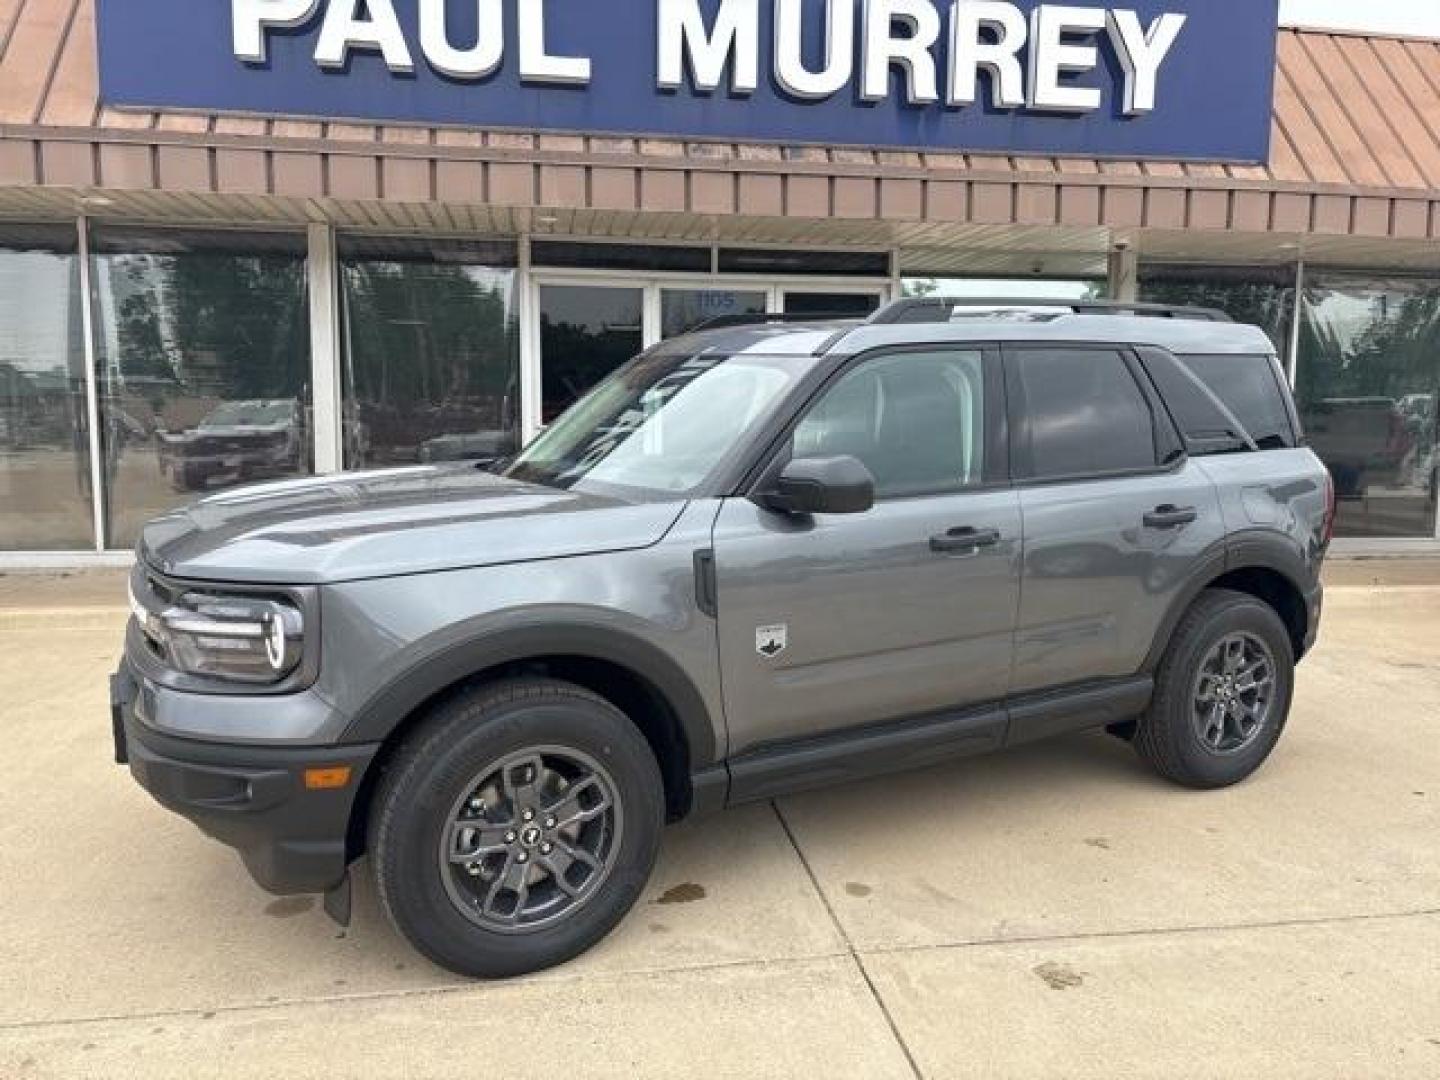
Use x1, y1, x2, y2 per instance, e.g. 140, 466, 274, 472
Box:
1177, 354, 1296, 450
1297, 275, 1440, 538
0, 224, 93, 551
793, 350, 986, 498
1140, 349, 1247, 453
90, 228, 311, 549
1014, 349, 1158, 480
539, 286, 644, 422
719, 248, 889, 277
1138, 265, 1296, 363
532, 241, 709, 273
782, 291, 882, 317
340, 238, 519, 468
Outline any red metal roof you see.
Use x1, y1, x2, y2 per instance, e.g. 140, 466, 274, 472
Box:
0, 3, 1437, 243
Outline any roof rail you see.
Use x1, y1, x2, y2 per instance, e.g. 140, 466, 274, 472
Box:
867, 297, 1233, 325
690, 311, 866, 332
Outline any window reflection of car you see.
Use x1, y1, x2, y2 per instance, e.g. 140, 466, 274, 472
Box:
417, 429, 518, 466
1305, 397, 1412, 499
157, 399, 303, 492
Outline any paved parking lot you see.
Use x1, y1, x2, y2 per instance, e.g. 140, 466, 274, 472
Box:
1, 566, 1438, 1079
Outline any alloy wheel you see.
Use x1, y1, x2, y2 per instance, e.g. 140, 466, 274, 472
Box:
438, 746, 623, 934
1191, 632, 1277, 755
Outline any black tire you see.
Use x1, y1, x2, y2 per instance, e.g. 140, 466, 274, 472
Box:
172, 464, 207, 492
370, 677, 664, 978
1135, 589, 1295, 789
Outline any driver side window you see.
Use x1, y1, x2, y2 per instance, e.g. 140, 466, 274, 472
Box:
793, 350, 988, 499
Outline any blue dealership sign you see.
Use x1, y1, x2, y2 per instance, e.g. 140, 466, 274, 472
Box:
96, 0, 1278, 163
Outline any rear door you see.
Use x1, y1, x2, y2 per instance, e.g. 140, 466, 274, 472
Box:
1005, 344, 1226, 695
712, 345, 1022, 757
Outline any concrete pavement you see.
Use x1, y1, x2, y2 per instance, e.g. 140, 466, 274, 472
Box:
0, 568, 1437, 1078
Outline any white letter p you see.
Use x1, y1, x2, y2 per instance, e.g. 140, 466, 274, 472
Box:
234, 0, 322, 64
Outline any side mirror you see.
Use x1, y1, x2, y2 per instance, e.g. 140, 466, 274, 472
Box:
761, 455, 876, 516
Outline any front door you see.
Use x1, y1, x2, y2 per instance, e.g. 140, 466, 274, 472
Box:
713, 346, 1021, 757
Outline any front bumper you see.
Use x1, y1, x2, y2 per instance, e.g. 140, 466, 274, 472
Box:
112, 666, 379, 896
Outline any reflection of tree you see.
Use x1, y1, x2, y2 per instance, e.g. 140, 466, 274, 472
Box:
167, 254, 308, 399
540, 315, 641, 418
1297, 285, 1440, 406
343, 261, 519, 462
1297, 281, 1440, 538
1140, 277, 1294, 354
113, 261, 170, 384
903, 278, 1106, 302
110, 254, 308, 399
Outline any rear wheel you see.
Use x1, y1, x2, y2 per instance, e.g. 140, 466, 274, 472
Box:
370, 678, 664, 978
1135, 589, 1295, 789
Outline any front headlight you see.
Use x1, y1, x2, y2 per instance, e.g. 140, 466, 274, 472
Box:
155, 592, 304, 684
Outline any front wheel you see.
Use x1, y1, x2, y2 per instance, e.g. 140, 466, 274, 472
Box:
370, 678, 664, 978
1135, 589, 1295, 789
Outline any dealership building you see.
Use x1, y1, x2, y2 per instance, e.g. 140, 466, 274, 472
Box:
1, 0, 1438, 562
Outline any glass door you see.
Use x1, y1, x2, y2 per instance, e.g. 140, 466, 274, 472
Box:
538, 284, 644, 424
781, 289, 885, 317
660, 287, 768, 339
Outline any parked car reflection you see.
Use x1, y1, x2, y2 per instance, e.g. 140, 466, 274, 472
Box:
1305, 397, 1412, 499
157, 398, 304, 492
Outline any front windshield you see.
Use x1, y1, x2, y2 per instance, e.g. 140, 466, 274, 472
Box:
507, 351, 811, 496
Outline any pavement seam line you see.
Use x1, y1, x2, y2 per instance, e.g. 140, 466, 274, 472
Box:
770, 799, 927, 1080
0, 951, 854, 1035
859, 905, 1440, 960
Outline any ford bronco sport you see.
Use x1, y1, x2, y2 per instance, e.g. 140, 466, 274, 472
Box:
112, 298, 1332, 978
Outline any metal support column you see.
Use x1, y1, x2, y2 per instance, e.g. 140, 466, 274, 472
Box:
1107, 244, 1139, 302
76, 216, 107, 551
307, 223, 344, 474
1287, 260, 1305, 387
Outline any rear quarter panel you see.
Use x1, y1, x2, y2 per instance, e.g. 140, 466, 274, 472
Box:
1195, 449, 1330, 589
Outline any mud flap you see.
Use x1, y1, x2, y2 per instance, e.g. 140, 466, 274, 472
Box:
323, 869, 353, 928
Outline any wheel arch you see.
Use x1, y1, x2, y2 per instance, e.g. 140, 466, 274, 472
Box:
1144, 536, 1316, 672
341, 625, 722, 862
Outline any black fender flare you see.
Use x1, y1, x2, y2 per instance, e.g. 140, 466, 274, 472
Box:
1142, 530, 1317, 672
339, 622, 719, 768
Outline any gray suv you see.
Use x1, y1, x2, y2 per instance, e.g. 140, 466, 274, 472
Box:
112, 299, 1332, 978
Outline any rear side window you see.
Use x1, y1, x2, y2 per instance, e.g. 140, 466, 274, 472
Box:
1010, 348, 1161, 480
1140, 349, 1247, 454
1168, 353, 1297, 450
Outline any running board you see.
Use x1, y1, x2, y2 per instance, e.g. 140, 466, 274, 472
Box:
724, 675, 1153, 805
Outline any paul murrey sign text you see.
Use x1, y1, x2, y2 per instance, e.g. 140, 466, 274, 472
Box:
96, 0, 1281, 162
234, 0, 1187, 115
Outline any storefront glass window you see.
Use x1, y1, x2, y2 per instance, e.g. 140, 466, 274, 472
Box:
782, 291, 883, 316
902, 278, 1103, 301
540, 286, 645, 422
0, 225, 93, 551
341, 238, 520, 468
91, 228, 311, 549
1296, 275, 1440, 539
661, 288, 767, 338
1138, 265, 1296, 361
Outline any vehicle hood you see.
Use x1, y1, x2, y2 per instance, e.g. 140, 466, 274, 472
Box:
140, 466, 687, 584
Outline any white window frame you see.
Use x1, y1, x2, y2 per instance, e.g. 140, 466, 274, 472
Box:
523, 267, 892, 445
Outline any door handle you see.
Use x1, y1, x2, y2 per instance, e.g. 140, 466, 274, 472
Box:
1143, 505, 1199, 529
930, 526, 1001, 553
